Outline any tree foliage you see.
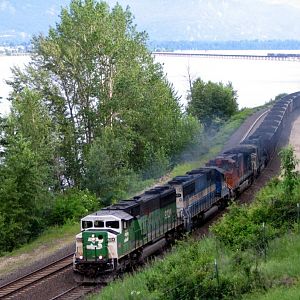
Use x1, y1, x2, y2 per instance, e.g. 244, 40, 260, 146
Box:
187, 78, 238, 130
47, 189, 99, 226
279, 145, 299, 199
0, 135, 50, 251
8, 0, 198, 188
1, 0, 199, 252
212, 146, 300, 254
84, 130, 135, 203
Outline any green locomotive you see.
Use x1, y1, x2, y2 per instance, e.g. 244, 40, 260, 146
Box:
73, 168, 229, 282
73, 186, 180, 282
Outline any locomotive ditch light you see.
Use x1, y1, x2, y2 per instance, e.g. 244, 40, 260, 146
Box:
79, 256, 83, 259
99, 255, 103, 259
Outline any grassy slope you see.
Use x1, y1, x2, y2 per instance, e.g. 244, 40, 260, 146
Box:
0, 223, 79, 276
243, 233, 300, 300
0, 107, 256, 279
90, 232, 300, 299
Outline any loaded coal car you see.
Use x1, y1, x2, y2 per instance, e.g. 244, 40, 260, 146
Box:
263, 113, 283, 124
276, 95, 295, 112
272, 101, 290, 109
168, 167, 229, 230
260, 119, 281, 130
268, 106, 288, 127
269, 107, 286, 117
73, 185, 180, 282
272, 101, 292, 115
292, 93, 300, 109
251, 127, 279, 163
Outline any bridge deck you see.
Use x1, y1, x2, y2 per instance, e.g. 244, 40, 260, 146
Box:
153, 52, 300, 61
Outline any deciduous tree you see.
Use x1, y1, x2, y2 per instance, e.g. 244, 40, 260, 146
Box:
8, 0, 198, 190
187, 78, 238, 130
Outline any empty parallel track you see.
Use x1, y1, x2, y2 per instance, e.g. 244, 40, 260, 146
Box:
50, 284, 105, 300
0, 254, 74, 299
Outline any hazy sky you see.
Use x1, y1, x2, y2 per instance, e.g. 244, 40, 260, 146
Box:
262, 0, 300, 7
1, 0, 300, 41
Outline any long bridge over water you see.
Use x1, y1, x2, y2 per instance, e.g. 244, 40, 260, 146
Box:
153, 51, 300, 61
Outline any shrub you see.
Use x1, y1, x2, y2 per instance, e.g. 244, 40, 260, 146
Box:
48, 189, 99, 225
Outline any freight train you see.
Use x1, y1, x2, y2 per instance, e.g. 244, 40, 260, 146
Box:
73, 92, 300, 283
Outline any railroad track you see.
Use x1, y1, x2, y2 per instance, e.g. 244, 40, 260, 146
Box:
50, 284, 99, 300
0, 254, 74, 299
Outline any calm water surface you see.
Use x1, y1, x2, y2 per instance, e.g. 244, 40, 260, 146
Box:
1, 51, 300, 115
154, 50, 300, 109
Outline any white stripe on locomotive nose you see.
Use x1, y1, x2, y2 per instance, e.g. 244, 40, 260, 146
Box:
86, 244, 103, 250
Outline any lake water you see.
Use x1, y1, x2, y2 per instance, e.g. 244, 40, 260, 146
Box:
1, 51, 300, 116
154, 50, 300, 109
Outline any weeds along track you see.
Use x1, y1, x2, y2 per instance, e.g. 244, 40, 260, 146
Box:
0, 254, 74, 299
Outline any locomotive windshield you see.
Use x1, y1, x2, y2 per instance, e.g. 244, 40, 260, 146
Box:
82, 221, 93, 229
81, 219, 120, 230
94, 220, 104, 227
106, 221, 119, 229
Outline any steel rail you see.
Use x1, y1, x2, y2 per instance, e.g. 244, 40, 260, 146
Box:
0, 253, 74, 299
50, 284, 100, 300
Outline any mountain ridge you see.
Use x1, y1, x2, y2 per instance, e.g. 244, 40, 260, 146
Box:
1, 0, 300, 43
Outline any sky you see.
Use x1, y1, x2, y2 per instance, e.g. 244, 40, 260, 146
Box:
1, 0, 300, 42
263, 0, 300, 7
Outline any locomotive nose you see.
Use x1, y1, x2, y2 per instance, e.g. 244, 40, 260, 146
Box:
83, 231, 109, 260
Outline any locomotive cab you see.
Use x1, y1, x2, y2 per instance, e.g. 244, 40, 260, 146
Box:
73, 210, 132, 279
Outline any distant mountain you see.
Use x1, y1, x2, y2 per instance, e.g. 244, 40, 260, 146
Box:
0, 0, 70, 41
111, 0, 300, 41
1, 0, 300, 43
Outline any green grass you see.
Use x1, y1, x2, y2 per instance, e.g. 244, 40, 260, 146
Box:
262, 234, 300, 279
243, 285, 300, 300
242, 233, 300, 300
88, 231, 300, 300
9, 222, 79, 255
88, 237, 220, 300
